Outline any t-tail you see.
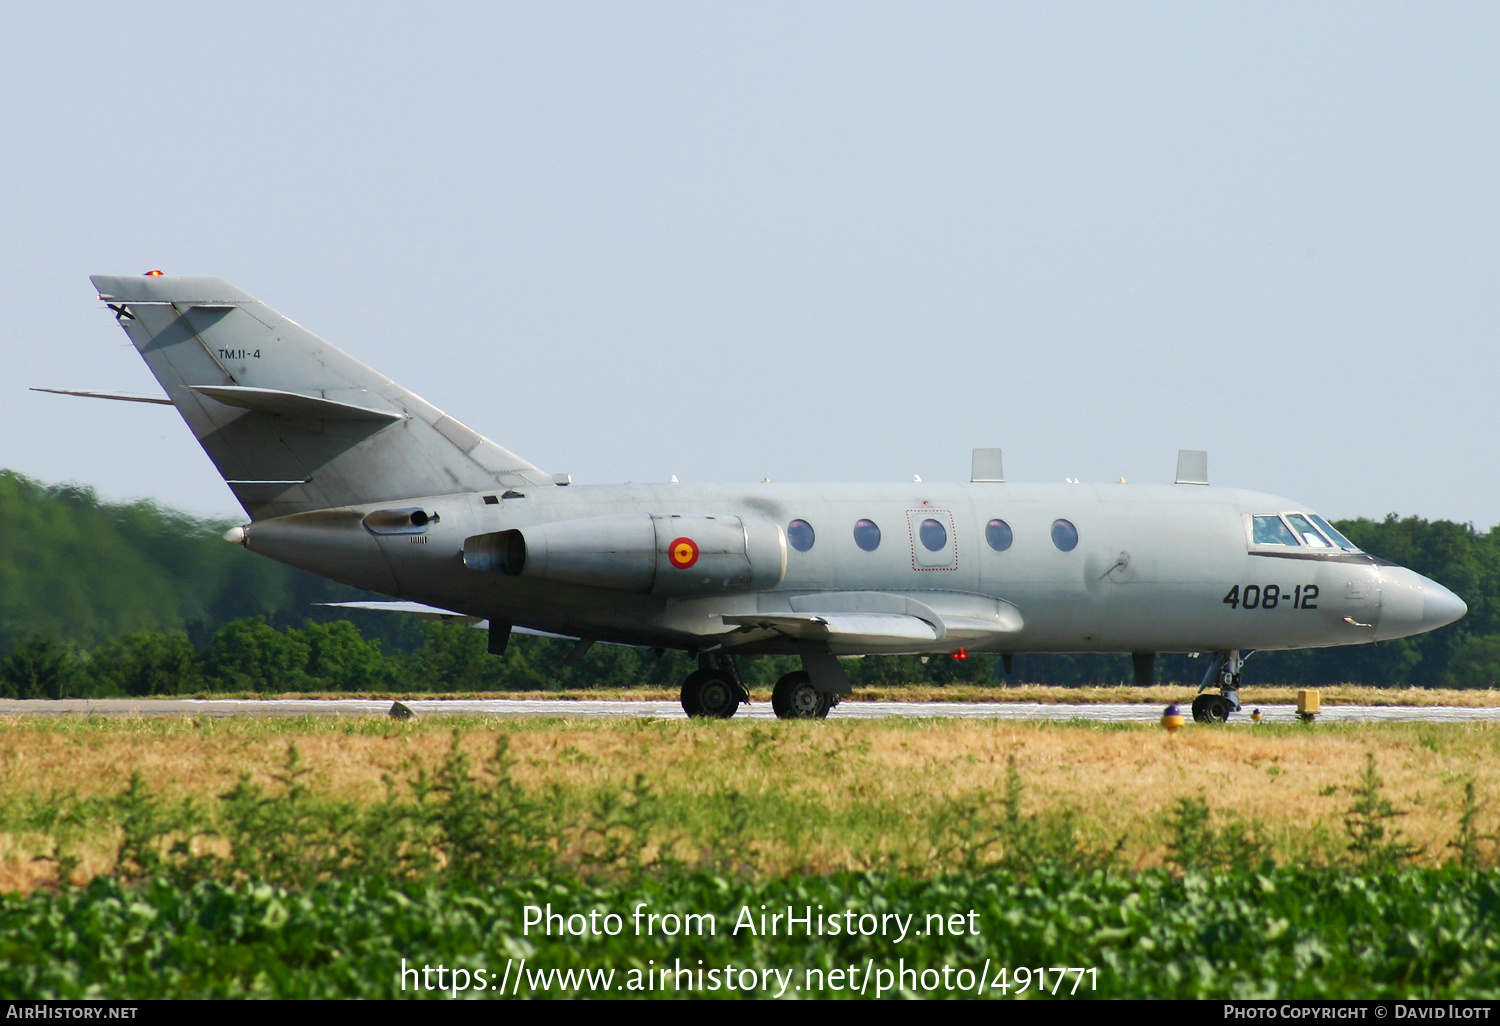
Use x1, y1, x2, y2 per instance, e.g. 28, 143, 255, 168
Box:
90, 274, 556, 520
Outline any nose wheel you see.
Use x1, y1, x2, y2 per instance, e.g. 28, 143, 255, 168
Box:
1191, 693, 1232, 723
1193, 650, 1247, 724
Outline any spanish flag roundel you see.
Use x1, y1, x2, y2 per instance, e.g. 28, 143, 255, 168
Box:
668, 537, 699, 569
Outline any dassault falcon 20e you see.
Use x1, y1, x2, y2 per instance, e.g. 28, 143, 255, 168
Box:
68, 274, 1467, 721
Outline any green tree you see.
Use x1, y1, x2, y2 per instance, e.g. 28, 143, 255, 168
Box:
87, 631, 203, 696
298, 620, 391, 691
406, 621, 504, 692
205, 619, 311, 692
0, 635, 78, 699
1445, 634, 1500, 687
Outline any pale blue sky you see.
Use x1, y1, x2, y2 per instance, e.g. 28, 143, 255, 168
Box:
5, 3, 1497, 526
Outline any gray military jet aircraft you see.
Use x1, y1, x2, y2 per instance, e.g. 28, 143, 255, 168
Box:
72, 274, 1467, 721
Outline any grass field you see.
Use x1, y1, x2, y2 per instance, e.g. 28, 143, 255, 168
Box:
1, 715, 1495, 890
6, 868, 1498, 999
2, 714, 1498, 999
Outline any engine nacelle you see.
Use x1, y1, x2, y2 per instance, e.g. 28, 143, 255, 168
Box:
464, 513, 786, 596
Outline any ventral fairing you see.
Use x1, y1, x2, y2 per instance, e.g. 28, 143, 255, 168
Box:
63, 274, 1466, 721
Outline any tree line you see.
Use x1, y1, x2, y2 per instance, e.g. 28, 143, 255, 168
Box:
2, 469, 1498, 693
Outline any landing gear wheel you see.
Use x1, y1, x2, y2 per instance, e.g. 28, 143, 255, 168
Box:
1191, 693, 1232, 723
680, 670, 739, 719
772, 671, 832, 720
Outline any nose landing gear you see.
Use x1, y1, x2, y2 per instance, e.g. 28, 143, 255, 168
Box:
1192, 650, 1247, 724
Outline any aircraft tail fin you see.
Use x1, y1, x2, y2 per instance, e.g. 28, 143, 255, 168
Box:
90, 274, 552, 520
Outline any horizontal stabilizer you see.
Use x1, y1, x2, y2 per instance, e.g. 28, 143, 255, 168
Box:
93, 275, 256, 305
31, 387, 172, 406
191, 385, 405, 422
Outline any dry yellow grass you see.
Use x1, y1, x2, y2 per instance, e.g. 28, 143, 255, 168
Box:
0, 715, 1495, 889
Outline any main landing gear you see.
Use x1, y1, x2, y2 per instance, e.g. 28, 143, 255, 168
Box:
679, 652, 749, 719
679, 648, 847, 721
1192, 650, 1246, 724
771, 670, 838, 720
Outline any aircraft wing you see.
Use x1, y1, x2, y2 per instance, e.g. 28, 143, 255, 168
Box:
320, 599, 483, 622
723, 590, 1023, 650
938, 614, 1025, 641
720, 612, 943, 645
317, 600, 575, 639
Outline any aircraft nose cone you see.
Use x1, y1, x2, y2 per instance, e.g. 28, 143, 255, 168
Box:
1375, 565, 1466, 640
1421, 579, 1467, 632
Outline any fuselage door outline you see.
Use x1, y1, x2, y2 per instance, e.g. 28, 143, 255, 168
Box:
906, 508, 958, 571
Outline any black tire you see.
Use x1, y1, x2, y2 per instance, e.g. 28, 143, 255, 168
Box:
772, 671, 832, 720
1191, 693, 1231, 723
1191, 694, 1211, 723
680, 669, 739, 719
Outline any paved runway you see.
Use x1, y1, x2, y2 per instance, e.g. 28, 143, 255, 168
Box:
1, 697, 1496, 723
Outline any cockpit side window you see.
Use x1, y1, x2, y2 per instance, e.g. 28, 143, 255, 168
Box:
1285, 514, 1334, 548
1308, 514, 1360, 551
1252, 515, 1299, 546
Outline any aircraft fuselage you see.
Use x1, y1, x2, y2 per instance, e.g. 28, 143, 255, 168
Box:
239, 479, 1460, 657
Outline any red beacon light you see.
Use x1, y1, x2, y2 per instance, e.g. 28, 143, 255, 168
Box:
951, 648, 968, 661
144, 269, 164, 276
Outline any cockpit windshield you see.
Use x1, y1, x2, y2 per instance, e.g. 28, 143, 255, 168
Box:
1252, 515, 1299, 546
1285, 513, 1333, 548
1308, 513, 1360, 551
1250, 512, 1362, 551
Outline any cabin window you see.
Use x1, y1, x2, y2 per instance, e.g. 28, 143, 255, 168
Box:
788, 519, 816, 552
853, 519, 881, 551
1309, 514, 1360, 551
1051, 519, 1078, 552
985, 518, 1013, 552
919, 518, 948, 551
1285, 513, 1333, 548
1252, 515, 1299, 546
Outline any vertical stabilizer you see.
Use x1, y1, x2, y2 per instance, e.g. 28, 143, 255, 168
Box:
91, 275, 550, 519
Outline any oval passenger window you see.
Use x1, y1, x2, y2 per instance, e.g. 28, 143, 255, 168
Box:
1051, 519, 1078, 552
985, 519, 1013, 552
919, 518, 947, 551
853, 519, 881, 552
787, 519, 816, 552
